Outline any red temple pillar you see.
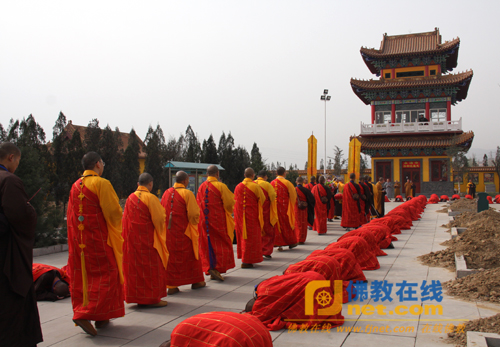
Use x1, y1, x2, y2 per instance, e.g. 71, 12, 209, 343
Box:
447, 100, 451, 121
371, 104, 375, 124
425, 65, 429, 76
391, 104, 396, 124
425, 102, 430, 120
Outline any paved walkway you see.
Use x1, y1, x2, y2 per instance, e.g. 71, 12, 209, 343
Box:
35, 202, 500, 346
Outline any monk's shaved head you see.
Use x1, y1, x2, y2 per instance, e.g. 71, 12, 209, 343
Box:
176, 171, 189, 183
244, 298, 256, 313
257, 170, 268, 178
349, 173, 356, 180
53, 280, 70, 298
319, 176, 325, 184
277, 167, 285, 176
310, 176, 316, 183
296, 176, 304, 184
138, 172, 154, 186
244, 167, 254, 178
82, 152, 102, 170
0, 142, 21, 159
207, 165, 219, 176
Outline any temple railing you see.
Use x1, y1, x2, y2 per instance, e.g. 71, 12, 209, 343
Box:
360, 118, 462, 134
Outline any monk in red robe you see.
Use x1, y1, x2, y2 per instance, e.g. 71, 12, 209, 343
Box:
197, 165, 235, 280
33, 263, 70, 301
326, 236, 380, 270
308, 248, 366, 282
234, 168, 265, 268
164, 311, 273, 347
161, 171, 205, 294
255, 170, 278, 259
312, 176, 332, 235
341, 173, 363, 230
304, 175, 317, 229
123, 173, 169, 307
272, 167, 298, 250
294, 176, 315, 244
246, 271, 344, 330
67, 152, 124, 336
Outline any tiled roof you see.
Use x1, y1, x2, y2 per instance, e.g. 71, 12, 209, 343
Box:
65, 121, 147, 159
355, 131, 474, 150
350, 70, 473, 105
360, 29, 460, 58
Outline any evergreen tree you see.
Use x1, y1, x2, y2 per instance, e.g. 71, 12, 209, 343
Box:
471, 154, 478, 167
483, 154, 489, 167
250, 142, 265, 173
218, 132, 235, 184
333, 146, 346, 176
285, 164, 299, 185
144, 124, 167, 193
122, 128, 141, 196
165, 134, 185, 162
51, 112, 68, 205
65, 129, 85, 186
0, 123, 6, 141
226, 146, 250, 191
99, 125, 122, 196
84, 119, 101, 152
6, 119, 20, 142
201, 134, 218, 164
183, 125, 201, 163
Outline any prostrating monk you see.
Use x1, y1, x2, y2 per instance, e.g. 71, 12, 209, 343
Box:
255, 170, 278, 259
326, 236, 380, 271
161, 171, 205, 294
246, 271, 344, 330
67, 152, 124, 336
373, 177, 386, 217
33, 263, 70, 301
294, 176, 315, 244
0, 142, 43, 347
123, 173, 169, 307
272, 167, 298, 250
234, 168, 266, 268
341, 173, 363, 230
163, 311, 273, 347
312, 176, 332, 235
404, 179, 412, 200
308, 248, 366, 282
394, 180, 401, 198
197, 165, 235, 280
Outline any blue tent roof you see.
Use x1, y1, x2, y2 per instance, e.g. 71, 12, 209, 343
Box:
164, 161, 225, 171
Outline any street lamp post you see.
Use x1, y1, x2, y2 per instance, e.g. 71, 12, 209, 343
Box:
320, 89, 331, 176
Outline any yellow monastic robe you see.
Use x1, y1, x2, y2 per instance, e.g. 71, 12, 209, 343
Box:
81, 169, 124, 283
133, 186, 169, 268
255, 177, 278, 226
174, 182, 201, 259
206, 176, 235, 240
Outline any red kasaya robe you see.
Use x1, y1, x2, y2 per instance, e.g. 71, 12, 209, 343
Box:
255, 177, 278, 257
326, 236, 380, 271
234, 178, 264, 264
294, 187, 308, 243
33, 263, 69, 283
308, 249, 366, 282
67, 178, 124, 321
161, 186, 204, 287
312, 184, 328, 234
272, 177, 297, 246
338, 229, 387, 257
122, 190, 168, 305
249, 271, 344, 331
169, 311, 273, 347
197, 179, 235, 274
341, 181, 362, 228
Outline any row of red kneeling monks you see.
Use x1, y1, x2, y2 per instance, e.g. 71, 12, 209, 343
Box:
427, 193, 499, 204
54, 151, 417, 337
167, 195, 428, 346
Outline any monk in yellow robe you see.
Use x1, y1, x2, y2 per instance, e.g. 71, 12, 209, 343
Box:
67, 152, 124, 336
373, 177, 386, 217
404, 179, 412, 200
394, 180, 401, 197
122, 173, 169, 307
161, 171, 205, 294
255, 170, 278, 259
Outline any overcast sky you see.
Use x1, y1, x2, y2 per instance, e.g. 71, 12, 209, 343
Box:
1, 1, 498, 168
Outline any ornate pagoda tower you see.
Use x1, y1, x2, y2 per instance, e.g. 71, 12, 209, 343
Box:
350, 28, 473, 197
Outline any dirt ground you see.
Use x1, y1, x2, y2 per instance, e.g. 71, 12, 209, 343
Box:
449, 199, 477, 211
443, 268, 500, 303
447, 313, 500, 346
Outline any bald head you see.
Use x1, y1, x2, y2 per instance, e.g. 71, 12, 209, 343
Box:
319, 176, 325, 184
176, 171, 189, 183
349, 173, 356, 180
207, 165, 219, 177
257, 169, 268, 178
244, 167, 255, 179
310, 176, 316, 183
138, 172, 154, 186
82, 152, 102, 170
0, 142, 21, 160
53, 280, 70, 298
296, 176, 304, 184
244, 298, 256, 313
277, 167, 285, 176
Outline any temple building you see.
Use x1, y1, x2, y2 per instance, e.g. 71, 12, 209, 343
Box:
350, 28, 473, 197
